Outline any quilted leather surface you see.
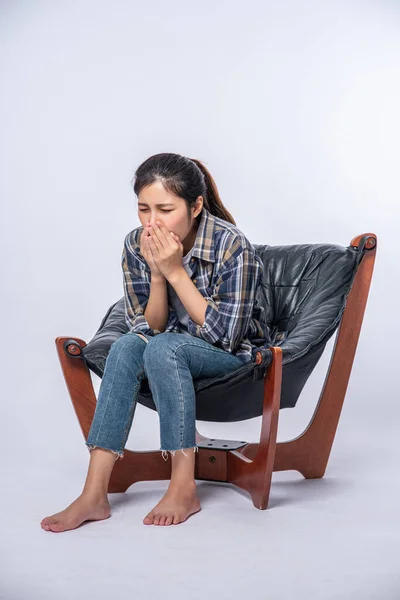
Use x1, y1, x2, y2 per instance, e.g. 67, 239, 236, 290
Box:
255, 241, 363, 362
81, 240, 364, 420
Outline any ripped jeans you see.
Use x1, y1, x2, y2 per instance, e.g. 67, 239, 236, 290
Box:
85, 331, 251, 462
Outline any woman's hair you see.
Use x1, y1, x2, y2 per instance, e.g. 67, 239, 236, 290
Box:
131, 152, 236, 225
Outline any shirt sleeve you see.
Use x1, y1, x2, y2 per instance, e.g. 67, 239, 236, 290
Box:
122, 233, 178, 336
186, 243, 263, 354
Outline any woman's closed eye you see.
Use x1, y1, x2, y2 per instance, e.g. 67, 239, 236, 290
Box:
139, 209, 173, 213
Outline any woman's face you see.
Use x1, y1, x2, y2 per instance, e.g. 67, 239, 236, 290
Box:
137, 181, 203, 247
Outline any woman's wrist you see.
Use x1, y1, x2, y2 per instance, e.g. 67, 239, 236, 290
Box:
150, 274, 166, 284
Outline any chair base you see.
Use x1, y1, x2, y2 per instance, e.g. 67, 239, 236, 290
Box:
106, 433, 325, 511
106, 439, 271, 509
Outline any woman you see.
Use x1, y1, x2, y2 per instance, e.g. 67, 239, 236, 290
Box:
40, 153, 271, 532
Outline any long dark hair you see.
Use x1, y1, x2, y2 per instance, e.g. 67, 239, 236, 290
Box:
131, 153, 236, 225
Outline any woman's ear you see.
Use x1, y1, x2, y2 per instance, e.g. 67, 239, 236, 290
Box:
194, 196, 203, 218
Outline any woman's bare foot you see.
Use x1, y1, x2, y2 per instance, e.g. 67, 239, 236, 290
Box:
143, 481, 201, 526
40, 494, 111, 533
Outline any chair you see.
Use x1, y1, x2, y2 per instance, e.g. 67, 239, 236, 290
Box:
55, 232, 377, 509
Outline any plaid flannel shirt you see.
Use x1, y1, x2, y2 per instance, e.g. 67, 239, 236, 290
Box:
121, 206, 271, 363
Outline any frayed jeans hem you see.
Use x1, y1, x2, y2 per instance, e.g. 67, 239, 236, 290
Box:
86, 443, 124, 461
161, 445, 199, 462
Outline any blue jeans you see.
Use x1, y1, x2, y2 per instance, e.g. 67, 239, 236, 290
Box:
85, 332, 251, 462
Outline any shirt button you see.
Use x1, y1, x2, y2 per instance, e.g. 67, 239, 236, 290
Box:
193, 279, 197, 284
191, 257, 195, 262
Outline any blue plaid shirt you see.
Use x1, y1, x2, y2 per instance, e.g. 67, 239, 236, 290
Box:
122, 207, 271, 363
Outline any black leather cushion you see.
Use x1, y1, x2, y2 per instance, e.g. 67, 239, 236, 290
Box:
81, 240, 364, 421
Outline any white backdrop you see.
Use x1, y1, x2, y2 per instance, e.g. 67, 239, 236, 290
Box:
1, 1, 399, 599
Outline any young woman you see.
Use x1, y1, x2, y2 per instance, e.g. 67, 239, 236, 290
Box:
40, 153, 271, 532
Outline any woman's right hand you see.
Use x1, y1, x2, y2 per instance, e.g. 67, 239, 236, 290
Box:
140, 227, 165, 280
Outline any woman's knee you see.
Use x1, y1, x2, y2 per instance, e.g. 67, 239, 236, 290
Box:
143, 333, 186, 369
109, 331, 148, 356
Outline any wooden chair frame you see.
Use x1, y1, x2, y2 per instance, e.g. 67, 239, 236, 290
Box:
55, 233, 376, 510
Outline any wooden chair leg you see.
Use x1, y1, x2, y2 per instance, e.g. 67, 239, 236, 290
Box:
238, 234, 377, 480
226, 347, 283, 509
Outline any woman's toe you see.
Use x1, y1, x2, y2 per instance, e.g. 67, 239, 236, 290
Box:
143, 512, 154, 525
41, 517, 55, 529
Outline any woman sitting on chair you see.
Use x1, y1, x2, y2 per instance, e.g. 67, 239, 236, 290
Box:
41, 152, 271, 532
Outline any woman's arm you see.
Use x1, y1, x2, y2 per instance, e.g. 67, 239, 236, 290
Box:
143, 276, 170, 332
167, 269, 208, 327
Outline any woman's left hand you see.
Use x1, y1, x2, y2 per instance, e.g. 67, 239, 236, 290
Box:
147, 221, 184, 281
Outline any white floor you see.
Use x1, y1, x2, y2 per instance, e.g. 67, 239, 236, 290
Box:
1, 392, 399, 600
